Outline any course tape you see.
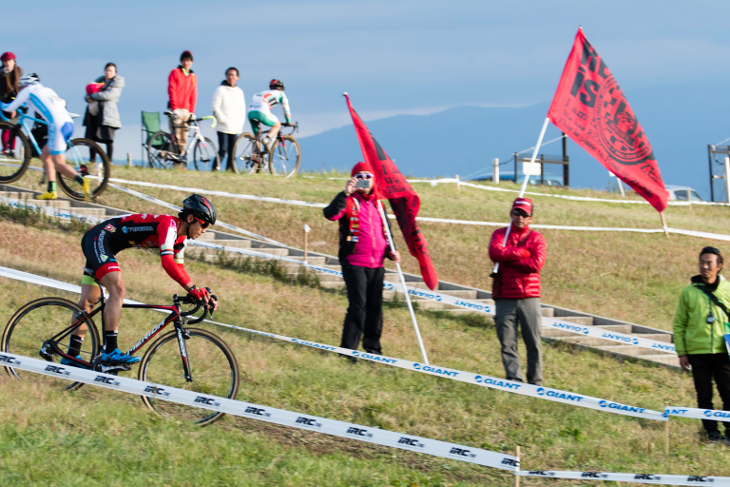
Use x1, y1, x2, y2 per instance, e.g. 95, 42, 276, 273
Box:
0, 265, 665, 422
0, 193, 676, 356
518, 470, 730, 486
105, 178, 730, 238
0, 351, 517, 472
665, 406, 730, 423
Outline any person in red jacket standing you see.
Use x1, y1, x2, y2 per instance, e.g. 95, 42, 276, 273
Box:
488, 197, 547, 385
167, 50, 197, 156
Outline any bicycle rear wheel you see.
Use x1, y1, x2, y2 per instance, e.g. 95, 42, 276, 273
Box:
138, 327, 239, 425
192, 137, 220, 172
147, 131, 176, 169
0, 121, 31, 183
1, 297, 101, 391
58, 138, 111, 201
269, 135, 300, 178
231, 133, 268, 175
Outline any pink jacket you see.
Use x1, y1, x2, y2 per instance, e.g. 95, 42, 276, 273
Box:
488, 224, 546, 299
327, 193, 389, 268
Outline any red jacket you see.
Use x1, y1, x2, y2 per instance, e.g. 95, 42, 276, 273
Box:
168, 66, 197, 112
488, 224, 546, 299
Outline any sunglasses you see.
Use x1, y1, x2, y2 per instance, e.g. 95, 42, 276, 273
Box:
193, 216, 210, 229
511, 209, 531, 217
354, 173, 373, 180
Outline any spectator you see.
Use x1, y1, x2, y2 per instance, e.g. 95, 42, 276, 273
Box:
0, 52, 22, 156
211, 67, 245, 171
488, 198, 546, 386
167, 50, 197, 156
323, 161, 401, 362
674, 246, 730, 444
83, 62, 124, 162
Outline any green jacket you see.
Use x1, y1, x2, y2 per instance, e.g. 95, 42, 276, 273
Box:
673, 275, 730, 356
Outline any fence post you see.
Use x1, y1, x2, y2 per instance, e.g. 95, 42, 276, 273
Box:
303, 224, 311, 265
665, 404, 670, 454
514, 445, 520, 487
725, 157, 730, 203
493, 158, 500, 184
127, 153, 132, 167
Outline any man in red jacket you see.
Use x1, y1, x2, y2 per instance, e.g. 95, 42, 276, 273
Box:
167, 50, 197, 155
488, 197, 547, 385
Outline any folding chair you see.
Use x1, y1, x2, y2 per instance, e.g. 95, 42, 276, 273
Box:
141, 111, 166, 164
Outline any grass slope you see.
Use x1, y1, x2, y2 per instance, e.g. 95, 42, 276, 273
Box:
0, 214, 727, 486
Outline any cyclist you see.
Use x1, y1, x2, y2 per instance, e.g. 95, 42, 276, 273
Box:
0, 73, 90, 200
247, 79, 291, 152
65, 194, 218, 368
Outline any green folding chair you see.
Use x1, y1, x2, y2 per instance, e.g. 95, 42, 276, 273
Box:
141, 111, 168, 164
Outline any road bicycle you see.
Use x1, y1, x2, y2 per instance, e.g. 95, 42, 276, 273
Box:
0, 108, 111, 201
147, 112, 219, 171
231, 122, 301, 177
1, 284, 240, 426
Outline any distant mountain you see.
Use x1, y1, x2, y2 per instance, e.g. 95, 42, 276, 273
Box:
298, 82, 730, 201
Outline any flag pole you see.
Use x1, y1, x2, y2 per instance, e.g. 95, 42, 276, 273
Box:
493, 117, 551, 274
660, 212, 669, 238
377, 203, 429, 364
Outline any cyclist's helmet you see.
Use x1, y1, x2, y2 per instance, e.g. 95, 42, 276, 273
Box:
269, 79, 285, 91
182, 194, 217, 225
18, 73, 40, 88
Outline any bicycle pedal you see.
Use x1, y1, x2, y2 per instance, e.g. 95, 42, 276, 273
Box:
95, 362, 133, 373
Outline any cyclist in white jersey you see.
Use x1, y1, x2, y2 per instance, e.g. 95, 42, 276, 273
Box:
247, 79, 291, 151
0, 73, 90, 200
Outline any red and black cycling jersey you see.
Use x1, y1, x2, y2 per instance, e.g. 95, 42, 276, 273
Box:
82, 213, 191, 286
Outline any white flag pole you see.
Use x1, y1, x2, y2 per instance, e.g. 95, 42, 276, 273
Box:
492, 117, 551, 274
377, 202, 429, 364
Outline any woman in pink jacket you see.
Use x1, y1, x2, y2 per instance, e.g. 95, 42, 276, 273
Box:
324, 162, 401, 361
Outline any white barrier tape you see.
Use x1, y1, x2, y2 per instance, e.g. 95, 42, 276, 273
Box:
105, 178, 730, 238
518, 470, 730, 486
665, 406, 730, 422
107, 183, 287, 247
0, 264, 665, 421
0, 195, 103, 225
0, 351, 517, 472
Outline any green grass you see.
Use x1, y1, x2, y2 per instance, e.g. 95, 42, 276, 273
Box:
0, 215, 728, 486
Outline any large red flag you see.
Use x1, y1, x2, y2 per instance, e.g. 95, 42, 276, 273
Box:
344, 94, 439, 290
548, 28, 669, 212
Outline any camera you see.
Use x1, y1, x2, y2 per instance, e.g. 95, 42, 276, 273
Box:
355, 179, 371, 189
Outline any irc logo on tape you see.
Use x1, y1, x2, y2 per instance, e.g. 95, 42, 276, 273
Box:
528, 471, 554, 476
449, 447, 476, 458
501, 458, 520, 467
45, 365, 70, 375
346, 427, 373, 438
295, 416, 322, 428
0, 354, 20, 364
581, 472, 609, 479
194, 396, 221, 407
144, 385, 170, 396
94, 375, 120, 386
244, 406, 271, 417
687, 476, 713, 483
398, 437, 425, 449
635, 474, 661, 480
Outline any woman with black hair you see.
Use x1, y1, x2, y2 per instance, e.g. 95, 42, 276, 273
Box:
0, 52, 22, 155
83, 62, 124, 161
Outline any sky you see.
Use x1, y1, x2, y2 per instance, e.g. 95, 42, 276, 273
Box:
5, 0, 730, 168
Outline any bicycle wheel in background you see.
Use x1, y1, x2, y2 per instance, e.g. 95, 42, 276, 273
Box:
147, 131, 176, 169
138, 327, 240, 426
269, 135, 300, 178
0, 121, 31, 183
1, 297, 101, 391
59, 138, 111, 201
231, 133, 266, 175
192, 137, 220, 172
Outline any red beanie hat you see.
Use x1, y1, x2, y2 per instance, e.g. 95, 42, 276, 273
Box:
1, 52, 16, 62
351, 161, 372, 177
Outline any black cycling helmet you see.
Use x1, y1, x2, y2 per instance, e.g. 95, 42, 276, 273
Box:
182, 194, 217, 225
269, 79, 285, 91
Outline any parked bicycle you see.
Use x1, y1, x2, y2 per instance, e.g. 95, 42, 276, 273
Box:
231, 122, 300, 177
0, 108, 110, 201
1, 283, 240, 426
147, 112, 219, 171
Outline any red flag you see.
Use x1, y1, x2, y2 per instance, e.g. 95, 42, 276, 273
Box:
548, 28, 669, 212
344, 94, 439, 290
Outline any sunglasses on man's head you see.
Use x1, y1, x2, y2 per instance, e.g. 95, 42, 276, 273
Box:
193, 216, 210, 229
354, 173, 373, 180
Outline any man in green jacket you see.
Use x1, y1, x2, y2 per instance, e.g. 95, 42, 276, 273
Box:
674, 246, 730, 443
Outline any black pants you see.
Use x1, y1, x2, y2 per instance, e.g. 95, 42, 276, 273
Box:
688, 353, 730, 435
217, 132, 238, 171
340, 261, 385, 353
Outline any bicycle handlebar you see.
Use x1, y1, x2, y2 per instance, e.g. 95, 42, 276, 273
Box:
164, 111, 217, 129
281, 121, 299, 135
178, 290, 218, 324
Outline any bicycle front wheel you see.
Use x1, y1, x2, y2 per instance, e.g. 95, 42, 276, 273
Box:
192, 137, 220, 172
0, 121, 31, 183
59, 138, 111, 201
269, 135, 300, 178
138, 327, 240, 425
1, 297, 101, 391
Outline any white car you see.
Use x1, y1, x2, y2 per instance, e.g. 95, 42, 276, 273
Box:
666, 185, 703, 202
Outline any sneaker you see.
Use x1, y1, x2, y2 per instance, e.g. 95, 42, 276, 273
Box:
708, 431, 724, 442
60, 354, 86, 368
82, 177, 91, 202
101, 348, 140, 366
263, 137, 275, 152
37, 191, 57, 200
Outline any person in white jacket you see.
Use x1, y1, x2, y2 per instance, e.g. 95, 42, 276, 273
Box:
211, 67, 245, 171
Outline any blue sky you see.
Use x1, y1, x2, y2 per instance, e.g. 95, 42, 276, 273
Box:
6, 0, 730, 163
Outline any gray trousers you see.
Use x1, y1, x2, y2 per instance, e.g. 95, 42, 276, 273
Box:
495, 298, 543, 386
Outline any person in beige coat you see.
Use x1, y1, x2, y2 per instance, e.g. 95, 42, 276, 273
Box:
211, 67, 245, 171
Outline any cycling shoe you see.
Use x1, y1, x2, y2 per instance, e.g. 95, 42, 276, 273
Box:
100, 348, 140, 366
60, 354, 85, 367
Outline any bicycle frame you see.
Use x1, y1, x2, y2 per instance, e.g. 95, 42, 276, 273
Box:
48, 288, 194, 380
167, 115, 213, 159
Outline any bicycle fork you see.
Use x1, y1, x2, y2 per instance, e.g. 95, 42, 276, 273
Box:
174, 319, 193, 382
